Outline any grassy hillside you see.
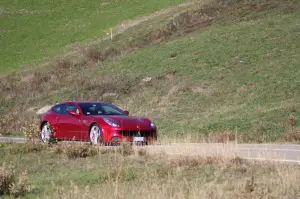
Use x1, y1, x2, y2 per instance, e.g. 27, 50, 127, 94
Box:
0, 0, 300, 142
1, 0, 190, 73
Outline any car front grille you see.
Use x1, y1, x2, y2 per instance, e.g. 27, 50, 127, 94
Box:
119, 130, 156, 137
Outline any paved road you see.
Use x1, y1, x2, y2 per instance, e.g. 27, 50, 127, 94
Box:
0, 137, 27, 144
143, 143, 300, 164
1, 137, 299, 164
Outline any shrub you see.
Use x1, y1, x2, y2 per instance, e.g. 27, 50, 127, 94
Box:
60, 142, 98, 159
0, 113, 15, 136
0, 163, 33, 197
21, 117, 40, 141
284, 128, 300, 142
0, 163, 15, 196
9, 170, 33, 197
169, 156, 223, 168
289, 114, 297, 126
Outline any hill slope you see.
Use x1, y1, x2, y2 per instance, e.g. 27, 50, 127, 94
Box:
1, 0, 190, 73
0, 0, 300, 142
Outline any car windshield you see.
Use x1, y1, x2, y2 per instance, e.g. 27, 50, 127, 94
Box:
78, 103, 126, 116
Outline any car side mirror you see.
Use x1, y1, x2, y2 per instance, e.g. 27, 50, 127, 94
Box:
69, 111, 79, 116
124, 110, 129, 115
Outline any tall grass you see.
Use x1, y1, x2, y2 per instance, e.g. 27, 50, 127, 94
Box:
1, 143, 299, 199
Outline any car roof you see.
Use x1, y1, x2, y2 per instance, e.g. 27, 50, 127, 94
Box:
54, 101, 109, 106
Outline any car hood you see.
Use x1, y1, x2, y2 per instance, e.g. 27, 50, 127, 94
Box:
94, 115, 152, 129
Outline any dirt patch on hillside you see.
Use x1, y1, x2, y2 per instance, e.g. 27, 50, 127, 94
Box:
114, 1, 198, 36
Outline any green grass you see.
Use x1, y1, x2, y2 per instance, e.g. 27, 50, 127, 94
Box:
1, 143, 299, 198
1, 0, 189, 73
102, 7, 300, 141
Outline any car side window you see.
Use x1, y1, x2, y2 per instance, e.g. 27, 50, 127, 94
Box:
52, 104, 65, 115
63, 104, 79, 115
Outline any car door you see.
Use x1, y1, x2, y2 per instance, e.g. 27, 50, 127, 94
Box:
50, 104, 66, 139
60, 103, 85, 140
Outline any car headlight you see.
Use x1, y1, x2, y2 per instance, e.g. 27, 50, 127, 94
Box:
150, 121, 156, 128
103, 118, 120, 128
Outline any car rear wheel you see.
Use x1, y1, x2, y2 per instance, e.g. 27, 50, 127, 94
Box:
89, 124, 103, 145
40, 122, 53, 144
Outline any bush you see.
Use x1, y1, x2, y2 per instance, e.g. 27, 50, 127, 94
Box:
284, 128, 300, 142
0, 163, 15, 196
0, 113, 16, 136
0, 163, 32, 197
9, 170, 33, 197
59, 142, 98, 159
21, 117, 40, 141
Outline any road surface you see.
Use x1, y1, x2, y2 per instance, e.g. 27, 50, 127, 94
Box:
143, 143, 300, 164
1, 137, 299, 164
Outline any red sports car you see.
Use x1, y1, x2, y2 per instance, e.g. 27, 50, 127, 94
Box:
40, 101, 157, 145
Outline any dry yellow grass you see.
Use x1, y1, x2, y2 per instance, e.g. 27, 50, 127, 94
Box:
1, 142, 299, 198
44, 152, 300, 199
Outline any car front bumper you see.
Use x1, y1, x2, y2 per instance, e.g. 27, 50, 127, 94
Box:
102, 127, 157, 144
